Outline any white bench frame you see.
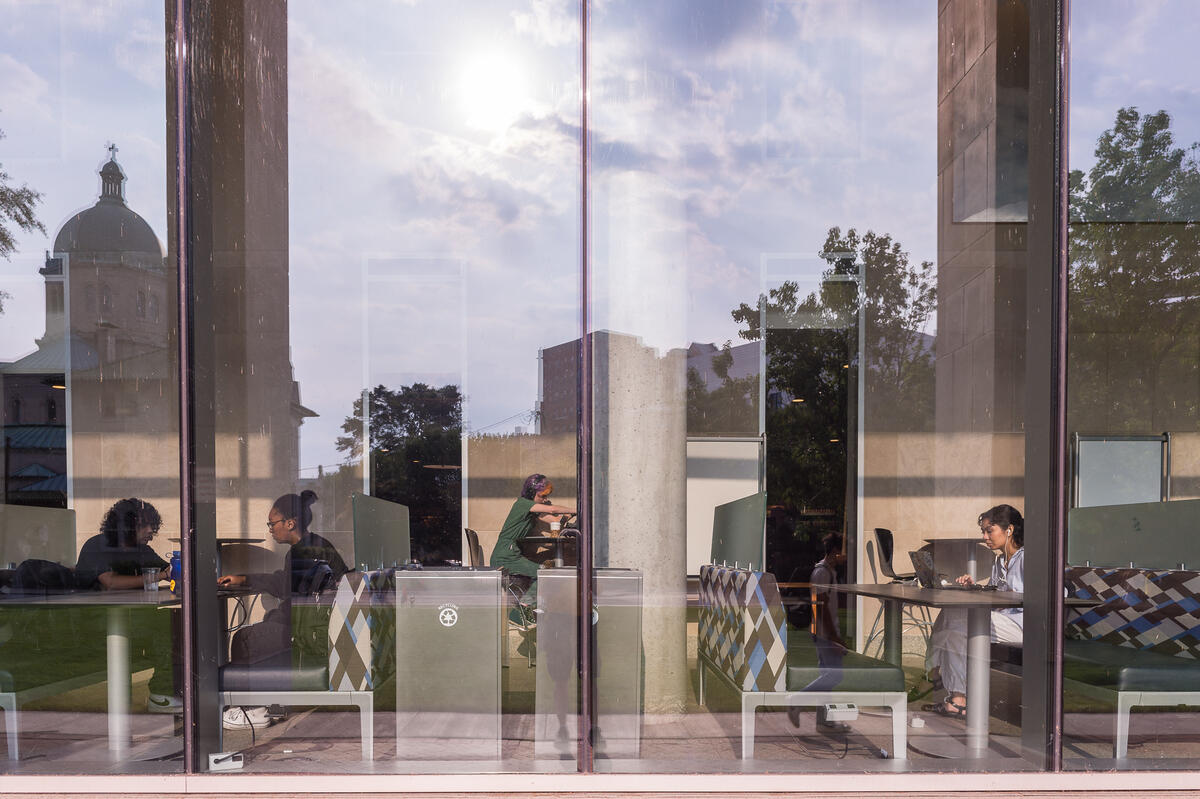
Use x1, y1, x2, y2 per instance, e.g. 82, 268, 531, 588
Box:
220, 689, 373, 760
697, 652, 907, 760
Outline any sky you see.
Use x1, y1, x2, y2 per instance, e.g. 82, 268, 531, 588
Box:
0, 0, 1197, 475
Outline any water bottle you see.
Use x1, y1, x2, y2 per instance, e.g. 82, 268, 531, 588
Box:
169, 551, 181, 592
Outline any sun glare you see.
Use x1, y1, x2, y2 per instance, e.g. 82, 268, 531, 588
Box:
458, 49, 531, 133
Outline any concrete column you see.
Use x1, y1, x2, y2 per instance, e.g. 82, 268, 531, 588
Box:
592, 332, 689, 714
591, 169, 690, 714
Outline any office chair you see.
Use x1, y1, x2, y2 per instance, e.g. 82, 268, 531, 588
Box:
875, 528, 916, 582
864, 535, 932, 659
464, 528, 486, 568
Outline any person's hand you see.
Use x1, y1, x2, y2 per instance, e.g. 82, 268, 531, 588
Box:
955, 574, 974, 586
218, 574, 246, 587
159, 567, 170, 582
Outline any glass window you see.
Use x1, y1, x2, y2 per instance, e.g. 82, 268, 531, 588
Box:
589, 0, 1053, 772
0, 0, 180, 773
189, 0, 581, 772
1065, 0, 1200, 768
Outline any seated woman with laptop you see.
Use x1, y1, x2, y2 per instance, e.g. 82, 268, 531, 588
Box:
924, 504, 1025, 719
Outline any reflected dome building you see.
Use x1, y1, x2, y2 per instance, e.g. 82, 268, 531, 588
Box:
1, 147, 175, 529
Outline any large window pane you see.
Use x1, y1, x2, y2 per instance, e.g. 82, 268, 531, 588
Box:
189, 0, 581, 772
0, 0, 180, 773
590, 0, 1052, 772
1065, 0, 1200, 768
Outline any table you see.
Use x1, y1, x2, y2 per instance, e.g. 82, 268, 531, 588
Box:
521, 534, 577, 567
818, 582, 1022, 757
0, 589, 178, 756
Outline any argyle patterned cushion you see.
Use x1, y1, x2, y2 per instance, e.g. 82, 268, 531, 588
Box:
699, 564, 787, 691
1066, 566, 1200, 660
328, 571, 373, 690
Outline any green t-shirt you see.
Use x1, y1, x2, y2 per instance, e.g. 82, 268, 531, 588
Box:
491, 496, 536, 565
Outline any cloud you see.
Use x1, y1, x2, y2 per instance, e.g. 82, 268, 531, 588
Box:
0, 54, 53, 128
513, 0, 579, 47
114, 17, 165, 89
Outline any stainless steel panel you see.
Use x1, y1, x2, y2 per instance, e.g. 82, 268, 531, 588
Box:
394, 568, 502, 760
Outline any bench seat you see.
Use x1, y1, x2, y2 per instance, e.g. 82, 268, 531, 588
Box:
786, 638, 906, 693
697, 565, 906, 759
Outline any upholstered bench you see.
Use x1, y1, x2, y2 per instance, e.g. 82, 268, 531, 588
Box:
1063, 566, 1200, 758
219, 571, 377, 759
696, 564, 907, 759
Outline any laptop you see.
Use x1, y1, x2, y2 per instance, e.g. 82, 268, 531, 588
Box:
909, 550, 994, 591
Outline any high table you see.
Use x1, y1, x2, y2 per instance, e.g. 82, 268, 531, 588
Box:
0, 589, 178, 756
816, 582, 1022, 757
521, 534, 576, 567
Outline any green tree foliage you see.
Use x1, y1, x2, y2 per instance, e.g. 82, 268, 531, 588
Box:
337, 383, 462, 562
686, 340, 758, 435
718, 228, 934, 582
0, 126, 45, 312
1068, 107, 1200, 432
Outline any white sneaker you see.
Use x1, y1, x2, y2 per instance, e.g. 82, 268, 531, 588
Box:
222, 706, 271, 730
147, 693, 183, 714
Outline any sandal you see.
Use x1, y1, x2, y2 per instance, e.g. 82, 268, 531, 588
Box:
924, 699, 967, 719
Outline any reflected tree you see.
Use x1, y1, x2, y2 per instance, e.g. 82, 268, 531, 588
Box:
686, 340, 758, 435
0, 126, 45, 312
729, 227, 935, 582
1069, 107, 1200, 432
337, 383, 462, 563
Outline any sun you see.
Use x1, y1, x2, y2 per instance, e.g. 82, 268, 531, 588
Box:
457, 49, 531, 133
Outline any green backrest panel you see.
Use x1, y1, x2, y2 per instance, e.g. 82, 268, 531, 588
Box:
710, 491, 765, 570
0, 505, 76, 567
352, 492, 410, 569
1067, 498, 1200, 569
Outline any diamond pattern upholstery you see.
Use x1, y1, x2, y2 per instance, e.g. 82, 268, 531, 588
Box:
1066, 566, 1200, 659
328, 571, 373, 690
698, 564, 787, 692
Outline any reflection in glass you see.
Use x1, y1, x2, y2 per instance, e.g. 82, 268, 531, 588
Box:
589, 0, 1048, 771
194, 0, 581, 771
0, 0, 178, 771
1065, 1, 1200, 766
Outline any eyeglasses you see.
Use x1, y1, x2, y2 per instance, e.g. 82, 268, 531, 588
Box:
266, 518, 290, 532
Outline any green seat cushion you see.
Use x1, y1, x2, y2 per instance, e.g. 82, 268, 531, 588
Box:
1065, 639, 1200, 693
785, 637, 905, 692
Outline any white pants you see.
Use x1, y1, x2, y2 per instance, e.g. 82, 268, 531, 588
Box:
926, 608, 1022, 697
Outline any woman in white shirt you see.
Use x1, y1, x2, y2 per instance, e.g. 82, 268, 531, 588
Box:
925, 504, 1024, 718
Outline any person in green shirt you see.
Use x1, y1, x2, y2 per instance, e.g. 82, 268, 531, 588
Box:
490, 473, 575, 620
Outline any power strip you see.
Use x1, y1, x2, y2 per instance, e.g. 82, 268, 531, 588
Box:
208, 751, 244, 771
823, 703, 859, 722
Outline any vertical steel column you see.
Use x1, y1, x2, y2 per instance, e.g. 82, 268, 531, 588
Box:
1049, 0, 1071, 772
577, 0, 594, 774
171, 0, 196, 773
1024, 0, 1070, 770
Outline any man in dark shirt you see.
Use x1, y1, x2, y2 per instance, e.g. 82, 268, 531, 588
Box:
76, 498, 179, 713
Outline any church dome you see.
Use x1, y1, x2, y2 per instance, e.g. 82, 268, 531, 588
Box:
52, 148, 163, 259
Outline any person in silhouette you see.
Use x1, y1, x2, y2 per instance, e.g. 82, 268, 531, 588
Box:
788, 531, 849, 731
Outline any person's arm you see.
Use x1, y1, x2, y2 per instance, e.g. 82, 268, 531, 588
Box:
98, 569, 167, 591
531, 503, 575, 521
